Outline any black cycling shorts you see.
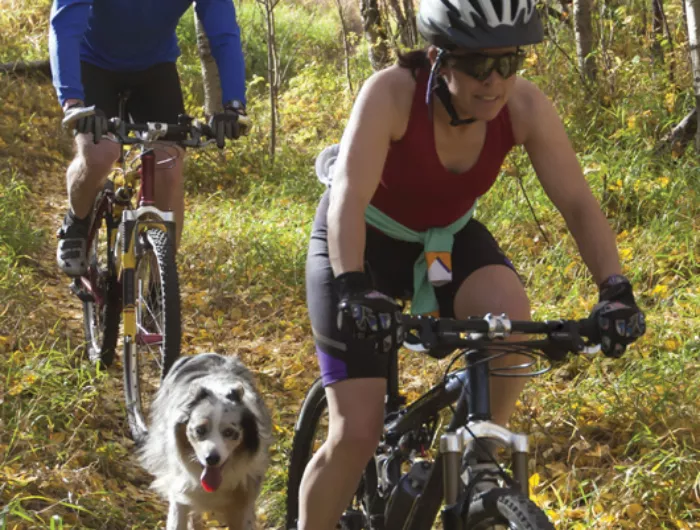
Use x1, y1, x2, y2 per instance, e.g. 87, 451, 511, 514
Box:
306, 190, 519, 387
81, 61, 186, 140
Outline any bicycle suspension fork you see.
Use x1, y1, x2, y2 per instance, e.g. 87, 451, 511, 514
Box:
437, 357, 530, 530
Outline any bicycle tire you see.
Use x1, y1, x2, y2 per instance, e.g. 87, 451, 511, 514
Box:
83, 206, 120, 367
286, 378, 377, 530
465, 487, 555, 530
123, 227, 181, 443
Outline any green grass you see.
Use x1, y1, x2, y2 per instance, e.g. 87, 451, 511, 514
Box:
0, 171, 47, 344
0, 0, 52, 63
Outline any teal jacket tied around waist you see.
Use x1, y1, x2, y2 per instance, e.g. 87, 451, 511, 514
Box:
315, 143, 476, 316
364, 204, 475, 315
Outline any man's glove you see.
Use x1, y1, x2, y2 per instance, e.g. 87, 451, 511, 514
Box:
62, 102, 108, 144
590, 274, 646, 358
334, 271, 404, 355
209, 100, 251, 148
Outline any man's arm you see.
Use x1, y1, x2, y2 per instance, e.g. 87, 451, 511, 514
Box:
194, 0, 246, 107
517, 79, 621, 285
49, 0, 93, 108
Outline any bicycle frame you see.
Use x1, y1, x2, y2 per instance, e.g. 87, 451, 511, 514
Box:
76, 93, 177, 432
375, 343, 531, 530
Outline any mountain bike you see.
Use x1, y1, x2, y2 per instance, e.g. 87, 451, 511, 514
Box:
286, 313, 601, 530
68, 102, 217, 442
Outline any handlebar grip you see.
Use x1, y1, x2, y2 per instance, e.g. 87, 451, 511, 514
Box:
577, 317, 600, 342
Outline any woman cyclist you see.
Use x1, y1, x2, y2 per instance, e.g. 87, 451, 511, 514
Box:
300, 0, 646, 527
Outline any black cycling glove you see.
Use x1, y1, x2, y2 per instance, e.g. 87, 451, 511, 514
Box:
209, 100, 251, 148
590, 274, 646, 358
62, 102, 108, 144
334, 271, 404, 355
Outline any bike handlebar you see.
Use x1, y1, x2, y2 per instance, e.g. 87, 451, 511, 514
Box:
400, 313, 601, 360
106, 117, 215, 147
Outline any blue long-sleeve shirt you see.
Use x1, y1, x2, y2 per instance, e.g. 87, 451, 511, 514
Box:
49, 0, 246, 107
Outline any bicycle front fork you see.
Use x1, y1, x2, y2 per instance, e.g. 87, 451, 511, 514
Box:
439, 423, 530, 529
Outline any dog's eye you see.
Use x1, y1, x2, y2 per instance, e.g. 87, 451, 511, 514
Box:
195, 425, 207, 437
222, 428, 239, 439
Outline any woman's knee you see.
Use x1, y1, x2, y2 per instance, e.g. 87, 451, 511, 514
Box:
325, 378, 385, 462
454, 265, 531, 321
326, 426, 382, 464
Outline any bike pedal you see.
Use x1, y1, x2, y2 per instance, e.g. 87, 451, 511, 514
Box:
70, 279, 95, 303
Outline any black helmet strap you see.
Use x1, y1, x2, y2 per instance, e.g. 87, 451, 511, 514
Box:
426, 48, 476, 127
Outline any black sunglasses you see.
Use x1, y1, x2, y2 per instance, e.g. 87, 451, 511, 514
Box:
445, 51, 526, 81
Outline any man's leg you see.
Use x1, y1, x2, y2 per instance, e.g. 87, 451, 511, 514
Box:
152, 143, 185, 247
57, 134, 120, 275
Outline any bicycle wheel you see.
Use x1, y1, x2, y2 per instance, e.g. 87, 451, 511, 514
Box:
82, 205, 120, 367
123, 227, 181, 442
286, 378, 377, 530
465, 487, 555, 530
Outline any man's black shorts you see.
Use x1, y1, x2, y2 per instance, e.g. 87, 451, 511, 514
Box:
81, 61, 186, 140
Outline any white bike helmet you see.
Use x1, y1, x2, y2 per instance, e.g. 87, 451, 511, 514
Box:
418, 0, 544, 50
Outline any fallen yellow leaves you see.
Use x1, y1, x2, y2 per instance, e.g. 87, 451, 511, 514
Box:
7, 371, 38, 396
652, 284, 669, 296
625, 503, 644, 519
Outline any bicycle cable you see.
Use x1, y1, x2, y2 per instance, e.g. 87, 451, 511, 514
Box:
439, 344, 547, 493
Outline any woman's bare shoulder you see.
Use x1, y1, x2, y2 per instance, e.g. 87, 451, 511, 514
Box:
359, 66, 417, 139
508, 77, 555, 145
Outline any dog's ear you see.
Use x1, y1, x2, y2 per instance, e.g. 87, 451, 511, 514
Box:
226, 384, 244, 403
177, 386, 212, 424
191, 386, 212, 404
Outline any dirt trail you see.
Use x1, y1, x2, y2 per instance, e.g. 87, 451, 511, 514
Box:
0, 76, 321, 527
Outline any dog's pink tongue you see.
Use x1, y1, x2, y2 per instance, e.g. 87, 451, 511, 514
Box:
200, 466, 223, 493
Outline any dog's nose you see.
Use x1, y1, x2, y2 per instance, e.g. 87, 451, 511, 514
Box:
205, 453, 220, 466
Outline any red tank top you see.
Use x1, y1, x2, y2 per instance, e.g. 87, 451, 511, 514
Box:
370, 68, 516, 231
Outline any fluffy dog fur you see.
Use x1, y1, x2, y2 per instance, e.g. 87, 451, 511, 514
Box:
138, 353, 272, 530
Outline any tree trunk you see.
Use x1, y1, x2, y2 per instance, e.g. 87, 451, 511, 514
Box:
685, 0, 700, 150
335, 0, 354, 95
387, 0, 411, 48
573, 0, 596, 83
194, 12, 223, 118
258, 0, 280, 160
360, 0, 391, 70
402, 0, 417, 48
651, 0, 664, 63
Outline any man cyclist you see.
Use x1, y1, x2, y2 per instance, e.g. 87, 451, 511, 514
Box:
50, 0, 249, 276
300, 0, 646, 527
